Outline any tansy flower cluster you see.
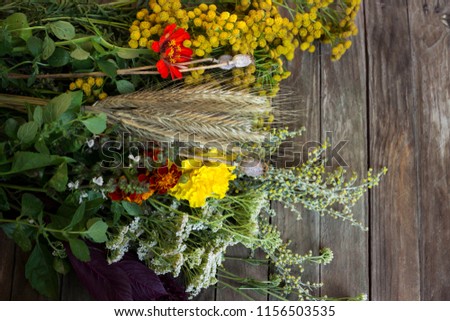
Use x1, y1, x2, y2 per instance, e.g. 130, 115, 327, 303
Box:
170, 159, 237, 208
128, 0, 362, 93
68, 77, 108, 102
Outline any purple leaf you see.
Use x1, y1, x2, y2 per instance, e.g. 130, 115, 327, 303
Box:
116, 252, 169, 300
66, 244, 133, 300
159, 274, 189, 301
66, 243, 188, 301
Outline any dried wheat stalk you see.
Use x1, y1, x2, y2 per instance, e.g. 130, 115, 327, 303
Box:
89, 83, 276, 147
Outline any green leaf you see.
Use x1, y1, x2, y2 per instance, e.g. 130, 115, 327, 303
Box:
91, 40, 106, 55
27, 36, 43, 57
47, 162, 68, 192
5, 13, 32, 41
34, 139, 50, 154
42, 35, 55, 60
8, 152, 67, 174
85, 220, 108, 243
33, 106, 43, 126
70, 47, 90, 60
116, 79, 135, 94
4, 118, 19, 138
117, 50, 140, 59
111, 202, 123, 225
68, 202, 85, 229
0, 187, 10, 211
121, 201, 143, 216
12, 224, 32, 252
68, 90, 83, 111
21, 193, 43, 220
48, 21, 75, 40
25, 242, 59, 299
68, 238, 90, 262
17, 121, 38, 144
81, 113, 107, 135
98, 59, 117, 78
48, 48, 70, 67
0, 28, 12, 57
53, 257, 70, 275
42, 92, 73, 123
0, 223, 15, 238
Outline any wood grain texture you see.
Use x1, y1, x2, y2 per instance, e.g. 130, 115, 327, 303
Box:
0, 231, 15, 300
271, 47, 321, 300
216, 246, 268, 300
61, 272, 91, 301
408, 0, 450, 300
320, 6, 369, 298
365, 0, 421, 300
10, 247, 45, 300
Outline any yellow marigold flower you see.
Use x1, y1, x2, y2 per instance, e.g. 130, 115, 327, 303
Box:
170, 160, 236, 208
98, 92, 108, 100
209, 4, 217, 11
344, 40, 352, 49
69, 82, 76, 91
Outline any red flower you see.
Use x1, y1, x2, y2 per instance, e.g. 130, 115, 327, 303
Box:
150, 163, 182, 194
151, 24, 192, 79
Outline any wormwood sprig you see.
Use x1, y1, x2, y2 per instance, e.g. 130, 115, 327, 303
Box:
236, 141, 387, 230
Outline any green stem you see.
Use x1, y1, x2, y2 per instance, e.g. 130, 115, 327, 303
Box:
0, 183, 47, 193
0, 218, 84, 235
217, 280, 255, 301
55, 36, 98, 46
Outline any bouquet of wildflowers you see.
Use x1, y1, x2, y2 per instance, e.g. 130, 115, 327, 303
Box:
0, 0, 384, 300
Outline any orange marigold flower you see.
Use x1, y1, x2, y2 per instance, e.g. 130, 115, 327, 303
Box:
150, 163, 182, 194
108, 173, 155, 205
151, 24, 192, 79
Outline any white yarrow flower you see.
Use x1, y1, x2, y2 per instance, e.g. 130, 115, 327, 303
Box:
86, 139, 95, 148
79, 192, 88, 204
67, 180, 80, 190
128, 154, 141, 163
92, 176, 104, 186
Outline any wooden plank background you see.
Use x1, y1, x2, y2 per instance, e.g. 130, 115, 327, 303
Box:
1, 0, 449, 300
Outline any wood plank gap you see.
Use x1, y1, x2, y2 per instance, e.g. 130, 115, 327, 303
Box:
362, 0, 372, 301
405, 0, 423, 301
318, 43, 323, 299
